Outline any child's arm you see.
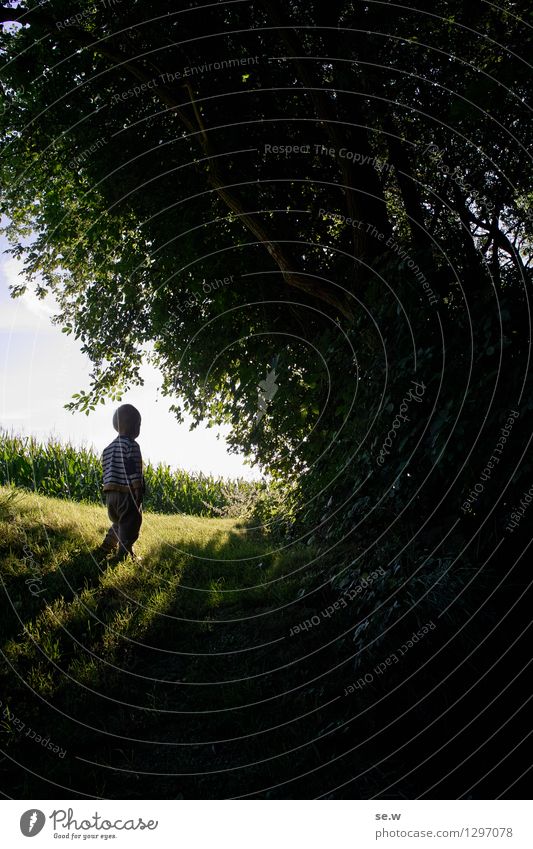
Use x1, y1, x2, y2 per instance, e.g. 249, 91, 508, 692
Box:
127, 442, 144, 504
134, 445, 144, 505
133, 480, 143, 506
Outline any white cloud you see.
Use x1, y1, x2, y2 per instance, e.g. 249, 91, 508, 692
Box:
0, 255, 57, 331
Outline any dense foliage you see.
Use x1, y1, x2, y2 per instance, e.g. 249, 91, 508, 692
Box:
1, 3, 531, 538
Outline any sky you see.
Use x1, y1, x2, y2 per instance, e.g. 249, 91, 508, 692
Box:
0, 237, 260, 480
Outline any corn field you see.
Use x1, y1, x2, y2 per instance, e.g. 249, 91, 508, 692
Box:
0, 431, 261, 516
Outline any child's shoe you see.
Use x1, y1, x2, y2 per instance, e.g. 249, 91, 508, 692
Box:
93, 545, 115, 561
114, 547, 141, 564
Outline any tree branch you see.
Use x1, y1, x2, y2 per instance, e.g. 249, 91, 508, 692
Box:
257, 0, 391, 261
460, 198, 527, 276
0, 6, 21, 23
1, 4, 355, 320
383, 117, 430, 251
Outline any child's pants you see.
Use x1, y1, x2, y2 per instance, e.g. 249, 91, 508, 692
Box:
102, 490, 142, 555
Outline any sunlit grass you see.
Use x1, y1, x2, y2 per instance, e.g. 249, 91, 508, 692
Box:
0, 485, 318, 708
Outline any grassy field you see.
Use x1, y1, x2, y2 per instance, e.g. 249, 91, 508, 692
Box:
0, 485, 336, 798
1, 486, 528, 799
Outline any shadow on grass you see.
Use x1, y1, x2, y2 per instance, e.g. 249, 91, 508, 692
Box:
0, 521, 116, 646
0, 522, 323, 799
3, 520, 530, 802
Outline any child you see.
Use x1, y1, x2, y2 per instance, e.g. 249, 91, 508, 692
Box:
98, 404, 145, 561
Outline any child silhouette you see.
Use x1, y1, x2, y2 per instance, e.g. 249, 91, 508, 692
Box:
97, 404, 145, 561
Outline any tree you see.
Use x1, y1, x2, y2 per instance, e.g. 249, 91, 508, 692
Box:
1, 0, 532, 496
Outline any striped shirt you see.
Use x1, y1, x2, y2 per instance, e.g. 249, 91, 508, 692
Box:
102, 436, 143, 493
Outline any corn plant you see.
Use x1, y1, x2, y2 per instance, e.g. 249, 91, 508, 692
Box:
0, 430, 263, 517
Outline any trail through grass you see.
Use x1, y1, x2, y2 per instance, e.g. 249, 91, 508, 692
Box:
1, 486, 520, 799
0, 486, 335, 798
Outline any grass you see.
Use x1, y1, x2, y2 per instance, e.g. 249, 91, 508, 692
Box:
0, 485, 333, 798
0, 430, 263, 516
0, 484, 310, 648
0, 486, 522, 799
